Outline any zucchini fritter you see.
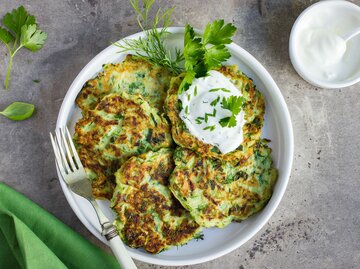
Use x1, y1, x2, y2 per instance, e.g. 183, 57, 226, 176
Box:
74, 92, 173, 199
76, 54, 172, 112
169, 140, 277, 228
165, 65, 265, 164
111, 149, 202, 253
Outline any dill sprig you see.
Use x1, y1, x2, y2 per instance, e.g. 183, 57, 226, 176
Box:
115, 0, 184, 74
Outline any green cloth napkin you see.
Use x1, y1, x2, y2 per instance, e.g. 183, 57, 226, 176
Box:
0, 182, 120, 269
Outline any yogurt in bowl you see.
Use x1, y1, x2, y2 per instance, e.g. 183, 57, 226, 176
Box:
289, 0, 360, 88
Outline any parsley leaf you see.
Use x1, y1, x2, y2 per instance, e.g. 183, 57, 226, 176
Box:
219, 95, 245, 128
219, 116, 237, 128
221, 96, 244, 115
0, 27, 14, 44
204, 44, 231, 69
0, 6, 47, 90
180, 20, 236, 92
3, 6, 36, 40
203, 19, 237, 45
20, 24, 47, 51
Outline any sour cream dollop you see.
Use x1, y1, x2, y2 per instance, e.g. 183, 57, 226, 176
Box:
178, 70, 246, 154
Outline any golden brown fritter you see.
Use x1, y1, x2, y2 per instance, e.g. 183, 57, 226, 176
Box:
164, 65, 265, 164
169, 140, 277, 228
74, 92, 173, 199
111, 149, 202, 253
76, 54, 172, 112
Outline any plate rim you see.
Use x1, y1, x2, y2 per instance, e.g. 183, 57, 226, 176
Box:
56, 27, 294, 266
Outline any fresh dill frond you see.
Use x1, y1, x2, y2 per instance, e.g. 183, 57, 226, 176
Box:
115, 0, 184, 74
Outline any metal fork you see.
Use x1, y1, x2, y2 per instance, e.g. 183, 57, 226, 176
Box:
50, 126, 137, 269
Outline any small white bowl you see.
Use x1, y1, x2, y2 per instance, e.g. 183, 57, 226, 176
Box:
289, 0, 360, 88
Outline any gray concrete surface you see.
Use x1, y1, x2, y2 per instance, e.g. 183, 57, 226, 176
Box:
1, 0, 359, 268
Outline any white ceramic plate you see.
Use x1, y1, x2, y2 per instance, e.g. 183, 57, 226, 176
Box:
56, 27, 293, 266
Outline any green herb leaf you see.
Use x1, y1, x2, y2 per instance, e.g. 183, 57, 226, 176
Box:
0, 102, 35, 121
2, 6, 36, 40
20, 24, 47, 51
204, 44, 231, 69
183, 24, 204, 71
0, 6, 47, 90
179, 70, 195, 93
115, 0, 184, 75
0, 27, 14, 44
219, 115, 237, 128
181, 20, 236, 92
218, 95, 245, 128
203, 19, 237, 45
221, 95, 244, 116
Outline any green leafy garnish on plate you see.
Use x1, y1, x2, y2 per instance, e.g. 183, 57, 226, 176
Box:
0, 6, 48, 90
209, 88, 231, 93
219, 95, 244, 128
179, 20, 236, 92
115, 0, 184, 74
203, 125, 216, 131
0, 102, 35, 121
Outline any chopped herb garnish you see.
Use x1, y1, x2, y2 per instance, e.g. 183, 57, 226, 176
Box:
209, 88, 231, 93
32, 79, 40, 83
203, 125, 216, 131
210, 96, 220, 106
195, 116, 204, 124
187, 94, 191, 101
204, 109, 216, 123
194, 86, 198, 96
193, 233, 204, 241
185, 105, 189, 114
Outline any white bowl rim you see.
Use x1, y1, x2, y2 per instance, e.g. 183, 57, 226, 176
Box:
56, 27, 294, 266
289, 0, 360, 89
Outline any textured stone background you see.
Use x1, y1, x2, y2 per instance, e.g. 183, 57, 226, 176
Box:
1, 0, 360, 268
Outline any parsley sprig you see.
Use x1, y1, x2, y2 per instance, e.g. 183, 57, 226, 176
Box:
179, 20, 236, 92
0, 6, 48, 90
219, 95, 245, 128
115, 0, 184, 74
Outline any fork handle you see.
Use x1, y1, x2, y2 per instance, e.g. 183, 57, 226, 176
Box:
108, 235, 137, 269
103, 225, 137, 269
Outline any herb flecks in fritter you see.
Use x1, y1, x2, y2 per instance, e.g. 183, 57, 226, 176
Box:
111, 149, 201, 254
76, 55, 172, 113
74, 92, 173, 199
169, 140, 277, 228
165, 65, 265, 163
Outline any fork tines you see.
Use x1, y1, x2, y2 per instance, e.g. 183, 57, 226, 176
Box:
50, 126, 83, 175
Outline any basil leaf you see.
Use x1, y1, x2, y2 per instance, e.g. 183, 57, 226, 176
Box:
0, 102, 35, 121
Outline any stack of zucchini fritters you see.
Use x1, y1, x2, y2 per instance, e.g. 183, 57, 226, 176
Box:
74, 55, 277, 253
